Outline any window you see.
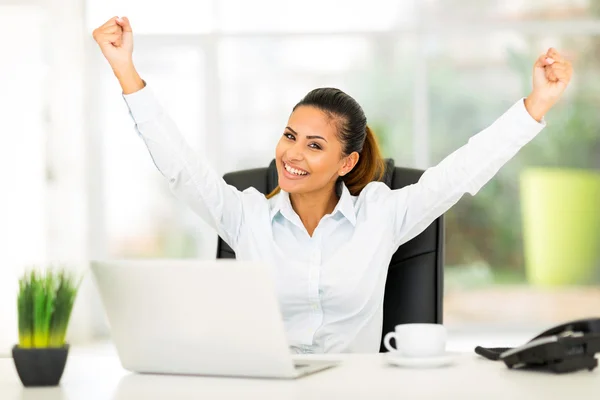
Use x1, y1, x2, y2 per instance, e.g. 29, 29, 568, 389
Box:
429, 31, 600, 326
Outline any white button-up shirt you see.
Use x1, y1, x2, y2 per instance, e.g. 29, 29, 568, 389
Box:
122, 85, 545, 353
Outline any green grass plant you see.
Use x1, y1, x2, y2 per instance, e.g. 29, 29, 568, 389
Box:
17, 267, 81, 348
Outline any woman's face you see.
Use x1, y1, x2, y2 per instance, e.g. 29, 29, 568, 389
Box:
275, 106, 355, 195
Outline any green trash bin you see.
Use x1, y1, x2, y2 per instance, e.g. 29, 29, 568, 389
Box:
520, 168, 600, 286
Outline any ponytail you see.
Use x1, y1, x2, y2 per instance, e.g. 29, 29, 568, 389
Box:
342, 125, 385, 195
266, 186, 280, 199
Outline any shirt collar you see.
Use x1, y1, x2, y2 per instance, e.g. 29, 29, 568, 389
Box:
269, 189, 292, 221
269, 181, 357, 226
333, 182, 357, 226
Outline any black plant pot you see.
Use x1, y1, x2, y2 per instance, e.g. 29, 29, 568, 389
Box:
12, 344, 69, 387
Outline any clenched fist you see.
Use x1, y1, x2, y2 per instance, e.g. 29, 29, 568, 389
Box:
93, 16, 133, 70
525, 48, 573, 122
92, 16, 144, 94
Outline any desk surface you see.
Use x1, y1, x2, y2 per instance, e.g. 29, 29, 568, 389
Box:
1, 350, 598, 399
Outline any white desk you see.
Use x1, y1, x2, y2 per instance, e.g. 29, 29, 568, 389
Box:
1, 351, 598, 399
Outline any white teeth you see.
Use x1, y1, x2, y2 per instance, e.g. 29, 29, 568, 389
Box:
284, 163, 307, 176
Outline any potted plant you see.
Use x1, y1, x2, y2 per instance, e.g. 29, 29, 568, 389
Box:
12, 267, 81, 387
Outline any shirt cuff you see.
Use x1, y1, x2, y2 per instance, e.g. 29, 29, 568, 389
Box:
122, 81, 162, 125
504, 97, 547, 145
517, 97, 547, 127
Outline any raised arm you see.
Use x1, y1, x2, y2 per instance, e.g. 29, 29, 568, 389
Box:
392, 48, 573, 247
92, 16, 247, 249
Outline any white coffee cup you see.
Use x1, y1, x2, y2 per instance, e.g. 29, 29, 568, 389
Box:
384, 323, 447, 357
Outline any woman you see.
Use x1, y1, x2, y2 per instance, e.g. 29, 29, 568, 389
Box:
93, 16, 573, 354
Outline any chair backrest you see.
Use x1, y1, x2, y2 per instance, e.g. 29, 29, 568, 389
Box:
217, 159, 444, 352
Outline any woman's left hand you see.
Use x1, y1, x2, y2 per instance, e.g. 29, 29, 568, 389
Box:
525, 47, 573, 122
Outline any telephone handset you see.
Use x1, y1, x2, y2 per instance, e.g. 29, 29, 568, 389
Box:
475, 318, 600, 373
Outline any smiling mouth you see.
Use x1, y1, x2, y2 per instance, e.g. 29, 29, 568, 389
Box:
283, 162, 309, 177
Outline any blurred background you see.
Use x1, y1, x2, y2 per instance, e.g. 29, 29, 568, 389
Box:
1, 0, 599, 350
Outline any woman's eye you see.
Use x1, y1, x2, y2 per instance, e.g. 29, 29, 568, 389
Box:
309, 143, 322, 150
284, 133, 295, 140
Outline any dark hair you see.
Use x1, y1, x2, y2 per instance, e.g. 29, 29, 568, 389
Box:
267, 88, 384, 199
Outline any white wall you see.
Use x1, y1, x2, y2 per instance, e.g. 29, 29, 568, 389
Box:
42, 0, 94, 344
0, 0, 94, 353
0, 4, 46, 353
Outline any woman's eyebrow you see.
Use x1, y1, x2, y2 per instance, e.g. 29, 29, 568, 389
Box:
285, 126, 327, 142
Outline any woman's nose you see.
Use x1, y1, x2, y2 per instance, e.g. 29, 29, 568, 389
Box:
286, 142, 305, 161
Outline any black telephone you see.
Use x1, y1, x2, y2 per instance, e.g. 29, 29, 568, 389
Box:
475, 318, 600, 373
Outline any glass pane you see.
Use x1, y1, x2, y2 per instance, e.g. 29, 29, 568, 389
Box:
427, 32, 600, 327
217, 0, 417, 32
95, 45, 211, 259
423, 0, 594, 22
85, 0, 214, 34
218, 36, 415, 173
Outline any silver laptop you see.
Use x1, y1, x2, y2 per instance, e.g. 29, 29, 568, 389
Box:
90, 259, 338, 379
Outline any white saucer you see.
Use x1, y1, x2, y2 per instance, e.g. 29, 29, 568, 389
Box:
385, 352, 458, 368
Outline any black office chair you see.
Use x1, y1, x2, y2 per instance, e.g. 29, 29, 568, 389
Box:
216, 159, 444, 353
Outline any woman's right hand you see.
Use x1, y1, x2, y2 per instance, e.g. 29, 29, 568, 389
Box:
92, 16, 133, 70
92, 16, 143, 94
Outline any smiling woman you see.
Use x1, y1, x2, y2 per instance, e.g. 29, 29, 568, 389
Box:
268, 87, 385, 236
